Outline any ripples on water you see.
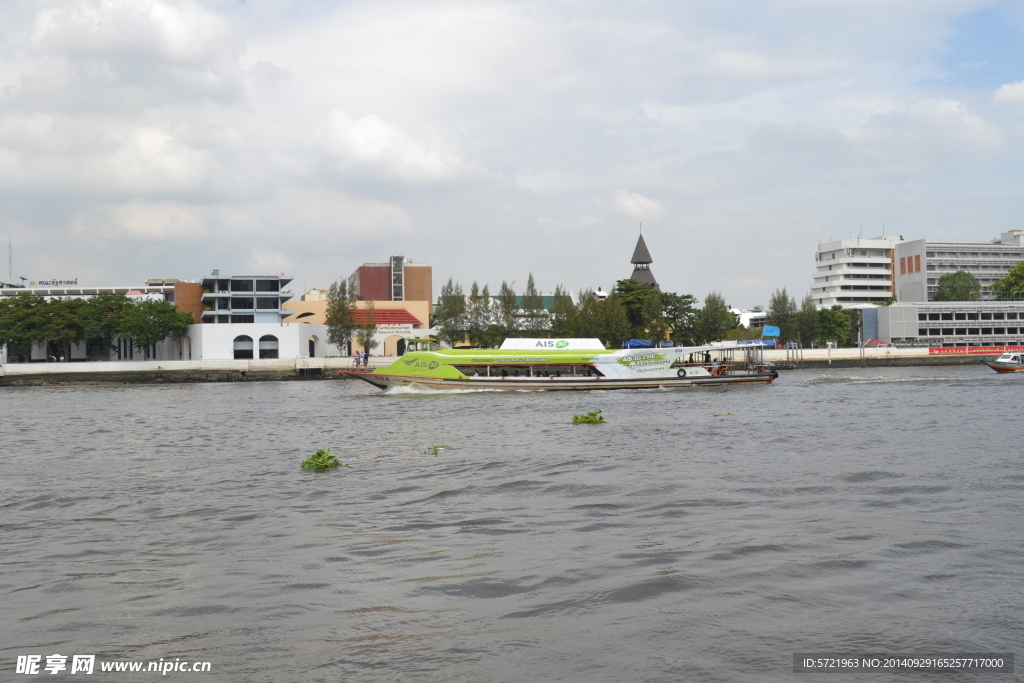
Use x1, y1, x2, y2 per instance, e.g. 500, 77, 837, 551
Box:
2, 366, 1023, 681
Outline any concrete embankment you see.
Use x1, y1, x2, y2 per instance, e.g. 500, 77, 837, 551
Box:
762, 347, 997, 369
0, 358, 365, 386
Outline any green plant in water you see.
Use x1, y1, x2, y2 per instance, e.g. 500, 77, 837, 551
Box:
300, 448, 347, 470
714, 412, 734, 417
425, 444, 451, 456
571, 410, 606, 424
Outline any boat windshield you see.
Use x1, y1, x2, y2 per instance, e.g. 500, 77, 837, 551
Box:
407, 340, 443, 352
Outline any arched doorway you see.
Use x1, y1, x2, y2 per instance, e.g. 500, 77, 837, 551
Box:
308, 335, 318, 358
259, 335, 279, 359
383, 334, 404, 356
233, 335, 254, 359
397, 338, 406, 356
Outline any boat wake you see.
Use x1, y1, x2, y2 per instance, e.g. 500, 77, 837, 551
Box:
380, 384, 502, 396
803, 374, 982, 386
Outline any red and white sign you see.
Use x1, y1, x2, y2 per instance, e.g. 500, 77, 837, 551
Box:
928, 346, 1024, 355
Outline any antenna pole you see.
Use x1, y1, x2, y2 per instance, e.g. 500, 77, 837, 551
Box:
7, 237, 11, 284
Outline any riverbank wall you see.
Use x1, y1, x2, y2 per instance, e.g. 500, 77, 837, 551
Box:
0, 358, 371, 386
761, 347, 999, 369
0, 348, 1001, 385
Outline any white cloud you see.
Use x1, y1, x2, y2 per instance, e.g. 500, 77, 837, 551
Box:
515, 169, 585, 197
994, 81, 1024, 103
614, 190, 664, 222
325, 110, 485, 183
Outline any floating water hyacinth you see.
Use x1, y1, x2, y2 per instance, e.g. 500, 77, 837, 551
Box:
714, 412, 735, 417
571, 410, 606, 424
425, 444, 451, 456
300, 448, 347, 470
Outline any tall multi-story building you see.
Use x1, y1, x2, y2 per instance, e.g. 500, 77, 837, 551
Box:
895, 231, 1024, 302
199, 271, 294, 324
811, 235, 905, 308
349, 256, 432, 302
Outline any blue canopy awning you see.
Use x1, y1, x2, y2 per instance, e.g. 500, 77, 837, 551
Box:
622, 339, 653, 348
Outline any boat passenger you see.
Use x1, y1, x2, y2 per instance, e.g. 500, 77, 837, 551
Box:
501, 369, 508, 377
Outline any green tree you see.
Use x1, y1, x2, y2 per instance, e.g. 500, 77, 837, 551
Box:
0, 292, 48, 358
496, 280, 519, 338
116, 299, 192, 359
41, 297, 89, 360
932, 271, 981, 301
325, 278, 357, 355
613, 278, 658, 336
353, 299, 380, 356
795, 294, 819, 347
466, 282, 494, 347
662, 292, 699, 346
641, 290, 667, 343
550, 285, 577, 338
600, 294, 632, 348
992, 262, 1024, 300
521, 273, 546, 336
83, 293, 132, 358
767, 288, 798, 343
698, 292, 733, 343
817, 305, 850, 346
433, 278, 466, 347
571, 289, 604, 339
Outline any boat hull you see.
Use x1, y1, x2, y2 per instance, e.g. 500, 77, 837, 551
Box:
342, 371, 779, 391
978, 359, 1024, 373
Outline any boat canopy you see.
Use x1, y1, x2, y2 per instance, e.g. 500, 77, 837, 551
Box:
622, 339, 653, 348
499, 338, 606, 350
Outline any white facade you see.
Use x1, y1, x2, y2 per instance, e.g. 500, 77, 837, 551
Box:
811, 235, 905, 308
896, 231, 1024, 302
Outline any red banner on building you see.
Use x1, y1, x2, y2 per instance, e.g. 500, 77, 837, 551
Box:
929, 346, 1024, 355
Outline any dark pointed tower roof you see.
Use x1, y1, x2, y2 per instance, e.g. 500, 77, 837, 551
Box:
631, 233, 653, 264
629, 233, 659, 290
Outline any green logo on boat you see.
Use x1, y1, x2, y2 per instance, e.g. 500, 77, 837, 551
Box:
428, 361, 439, 369
555, 340, 569, 348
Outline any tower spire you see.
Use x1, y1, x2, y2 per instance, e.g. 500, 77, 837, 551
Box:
629, 231, 659, 290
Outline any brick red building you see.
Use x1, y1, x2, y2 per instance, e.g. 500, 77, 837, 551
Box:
349, 256, 432, 302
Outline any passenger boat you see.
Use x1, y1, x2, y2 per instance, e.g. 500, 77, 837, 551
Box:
342, 338, 779, 391
978, 351, 1024, 373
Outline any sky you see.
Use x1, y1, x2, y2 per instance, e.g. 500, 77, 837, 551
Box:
1, 0, 1023, 308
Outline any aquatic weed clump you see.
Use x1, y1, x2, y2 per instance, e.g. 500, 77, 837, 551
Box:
425, 444, 451, 456
571, 410, 606, 424
300, 448, 348, 470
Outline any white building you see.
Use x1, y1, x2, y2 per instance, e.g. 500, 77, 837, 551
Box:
895, 231, 1024, 302
811, 235, 906, 308
199, 271, 294, 324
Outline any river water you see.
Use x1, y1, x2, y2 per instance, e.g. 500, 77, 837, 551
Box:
3, 366, 1023, 681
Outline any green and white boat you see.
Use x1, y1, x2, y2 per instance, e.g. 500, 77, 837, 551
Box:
342, 338, 779, 391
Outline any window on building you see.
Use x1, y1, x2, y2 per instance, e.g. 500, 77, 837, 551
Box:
955, 313, 966, 320
255, 280, 280, 292
217, 298, 230, 310
955, 328, 967, 335
256, 297, 278, 309
968, 328, 979, 335
233, 335, 253, 359
1008, 313, 1019, 320
231, 298, 254, 310
1009, 327, 1019, 334
918, 313, 927, 321
217, 280, 230, 292
993, 313, 1005, 320
942, 328, 953, 335
232, 315, 254, 323
981, 328, 992, 335
928, 328, 940, 335
941, 313, 952, 320
967, 313, 978, 320
994, 328, 1005, 335
217, 315, 229, 323
928, 313, 940, 320
231, 279, 254, 292
258, 335, 279, 359
918, 328, 928, 335
981, 313, 992, 320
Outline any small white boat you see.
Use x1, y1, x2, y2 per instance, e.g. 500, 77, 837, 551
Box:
979, 352, 1024, 373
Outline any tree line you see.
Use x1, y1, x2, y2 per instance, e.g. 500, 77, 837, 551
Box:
426, 274, 743, 349
0, 292, 194, 361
